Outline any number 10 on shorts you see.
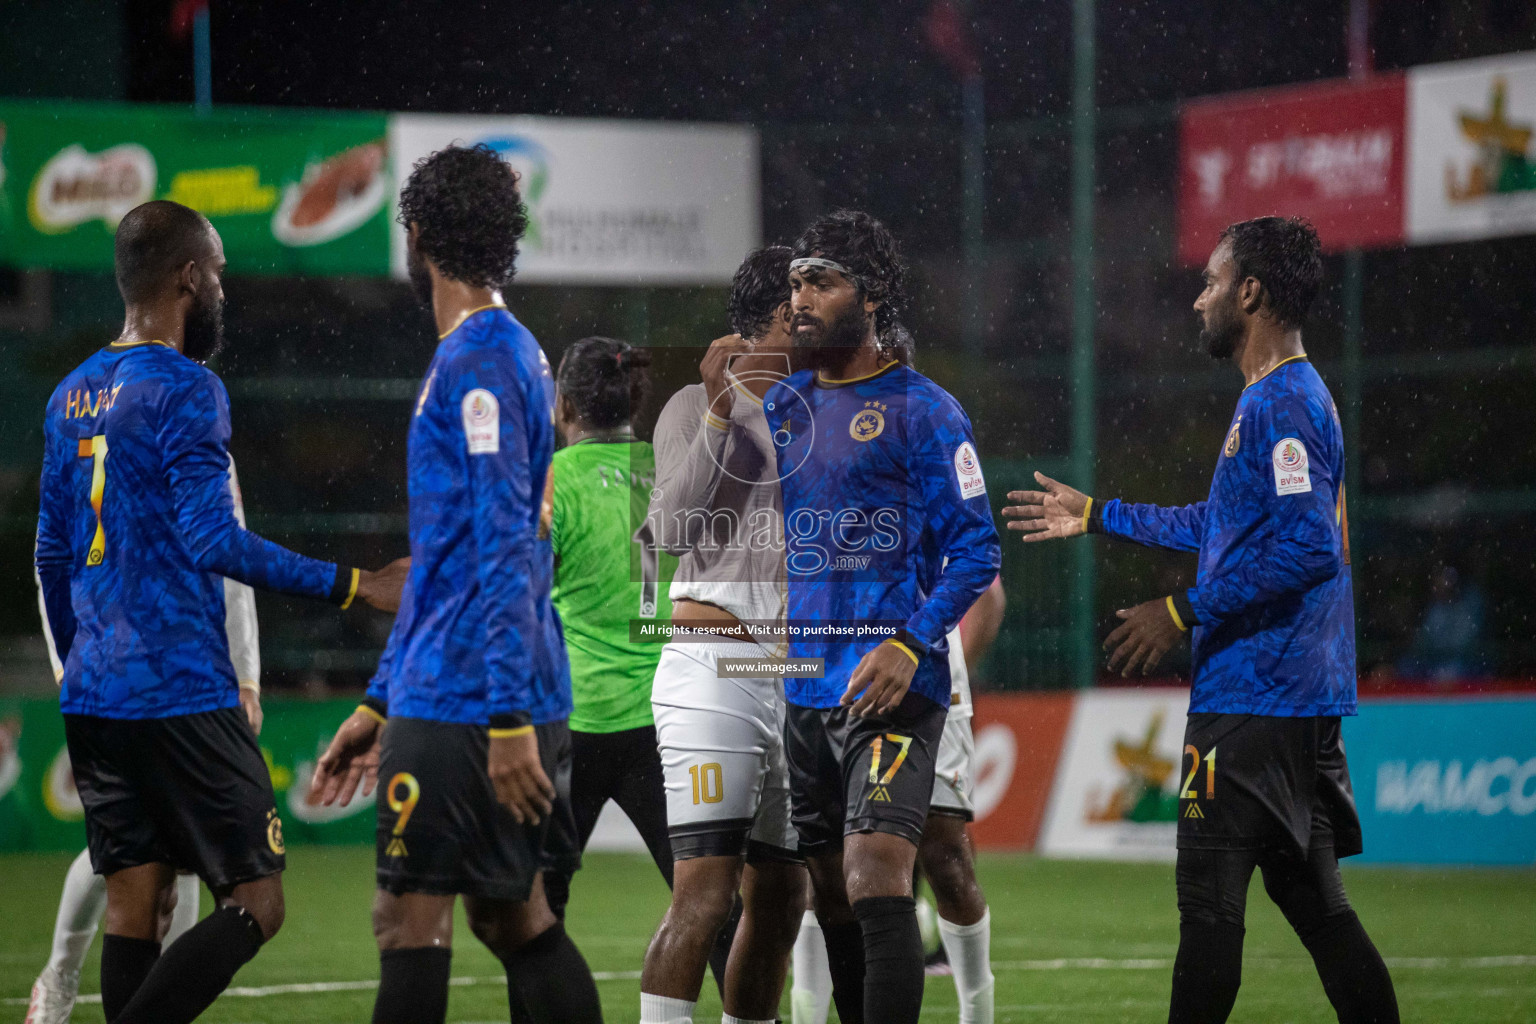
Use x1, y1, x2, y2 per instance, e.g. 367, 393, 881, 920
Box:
690, 763, 723, 804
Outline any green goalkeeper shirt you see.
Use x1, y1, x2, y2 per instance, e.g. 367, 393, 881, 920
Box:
550, 437, 675, 733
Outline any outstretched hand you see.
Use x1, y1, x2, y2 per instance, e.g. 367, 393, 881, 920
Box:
1104, 598, 1186, 677
312, 710, 383, 807
1001, 472, 1092, 542
356, 557, 411, 613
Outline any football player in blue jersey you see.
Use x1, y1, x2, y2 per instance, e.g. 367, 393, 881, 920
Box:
762, 211, 1001, 1024
311, 145, 602, 1024
34, 199, 406, 1024
1003, 217, 1399, 1024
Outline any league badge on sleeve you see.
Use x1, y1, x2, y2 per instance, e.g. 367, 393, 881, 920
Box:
954, 441, 987, 499
1272, 438, 1311, 495
462, 389, 500, 454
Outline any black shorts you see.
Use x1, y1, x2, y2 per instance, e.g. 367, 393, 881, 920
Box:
1177, 713, 1363, 860
375, 717, 580, 901
64, 707, 285, 892
784, 692, 947, 853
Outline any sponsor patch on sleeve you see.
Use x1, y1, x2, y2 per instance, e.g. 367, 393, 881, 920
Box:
954, 441, 987, 499
1272, 437, 1311, 495
462, 389, 500, 454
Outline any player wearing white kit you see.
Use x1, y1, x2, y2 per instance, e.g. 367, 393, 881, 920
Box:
639, 246, 809, 1024
26, 461, 262, 1024
791, 575, 1005, 1024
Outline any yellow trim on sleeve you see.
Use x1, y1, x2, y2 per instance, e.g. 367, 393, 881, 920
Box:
355, 703, 387, 725
238, 680, 260, 693
704, 411, 730, 431
489, 725, 535, 739
730, 378, 766, 406
339, 567, 361, 610
885, 640, 920, 666
1166, 595, 1189, 632
1081, 496, 1093, 534
438, 303, 508, 340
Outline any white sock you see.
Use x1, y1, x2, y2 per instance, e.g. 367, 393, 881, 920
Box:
789, 910, 832, 1024
640, 991, 695, 1024
938, 909, 995, 1024
722, 1015, 776, 1024
165, 873, 201, 946
45, 849, 106, 981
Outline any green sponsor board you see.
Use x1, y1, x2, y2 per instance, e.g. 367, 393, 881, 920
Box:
0, 698, 376, 853
0, 101, 392, 276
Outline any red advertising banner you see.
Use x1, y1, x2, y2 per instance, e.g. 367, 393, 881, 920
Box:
968, 693, 1075, 850
1178, 74, 1408, 265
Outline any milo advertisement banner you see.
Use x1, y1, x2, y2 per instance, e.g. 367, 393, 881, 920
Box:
0, 698, 376, 853
0, 101, 392, 275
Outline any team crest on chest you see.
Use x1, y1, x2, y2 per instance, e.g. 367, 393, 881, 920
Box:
850, 401, 887, 442
1223, 415, 1241, 457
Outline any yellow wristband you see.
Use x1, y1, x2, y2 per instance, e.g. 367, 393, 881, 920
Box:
355, 703, 387, 725
489, 725, 535, 738
1081, 496, 1094, 534
1166, 595, 1189, 632
885, 640, 920, 666
339, 567, 361, 610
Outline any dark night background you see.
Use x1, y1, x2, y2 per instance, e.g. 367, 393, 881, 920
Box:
2, 0, 1534, 692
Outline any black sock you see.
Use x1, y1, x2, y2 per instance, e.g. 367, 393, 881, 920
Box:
821, 919, 867, 1024
1300, 912, 1401, 1024
100, 935, 159, 1022
707, 893, 743, 997
1168, 919, 1245, 1024
500, 922, 603, 1024
372, 946, 453, 1024
852, 896, 925, 1024
111, 905, 264, 1024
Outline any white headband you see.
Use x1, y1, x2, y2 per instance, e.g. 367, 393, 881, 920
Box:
789, 256, 856, 278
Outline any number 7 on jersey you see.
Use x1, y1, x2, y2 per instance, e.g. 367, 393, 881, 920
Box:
78, 435, 109, 566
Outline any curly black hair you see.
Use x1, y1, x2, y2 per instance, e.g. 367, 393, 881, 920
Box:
792, 209, 912, 359
397, 144, 529, 288
1219, 216, 1324, 328
557, 336, 652, 430
727, 245, 793, 340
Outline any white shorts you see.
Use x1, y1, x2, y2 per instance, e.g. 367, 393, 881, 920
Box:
930, 710, 975, 818
651, 633, 799, 860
